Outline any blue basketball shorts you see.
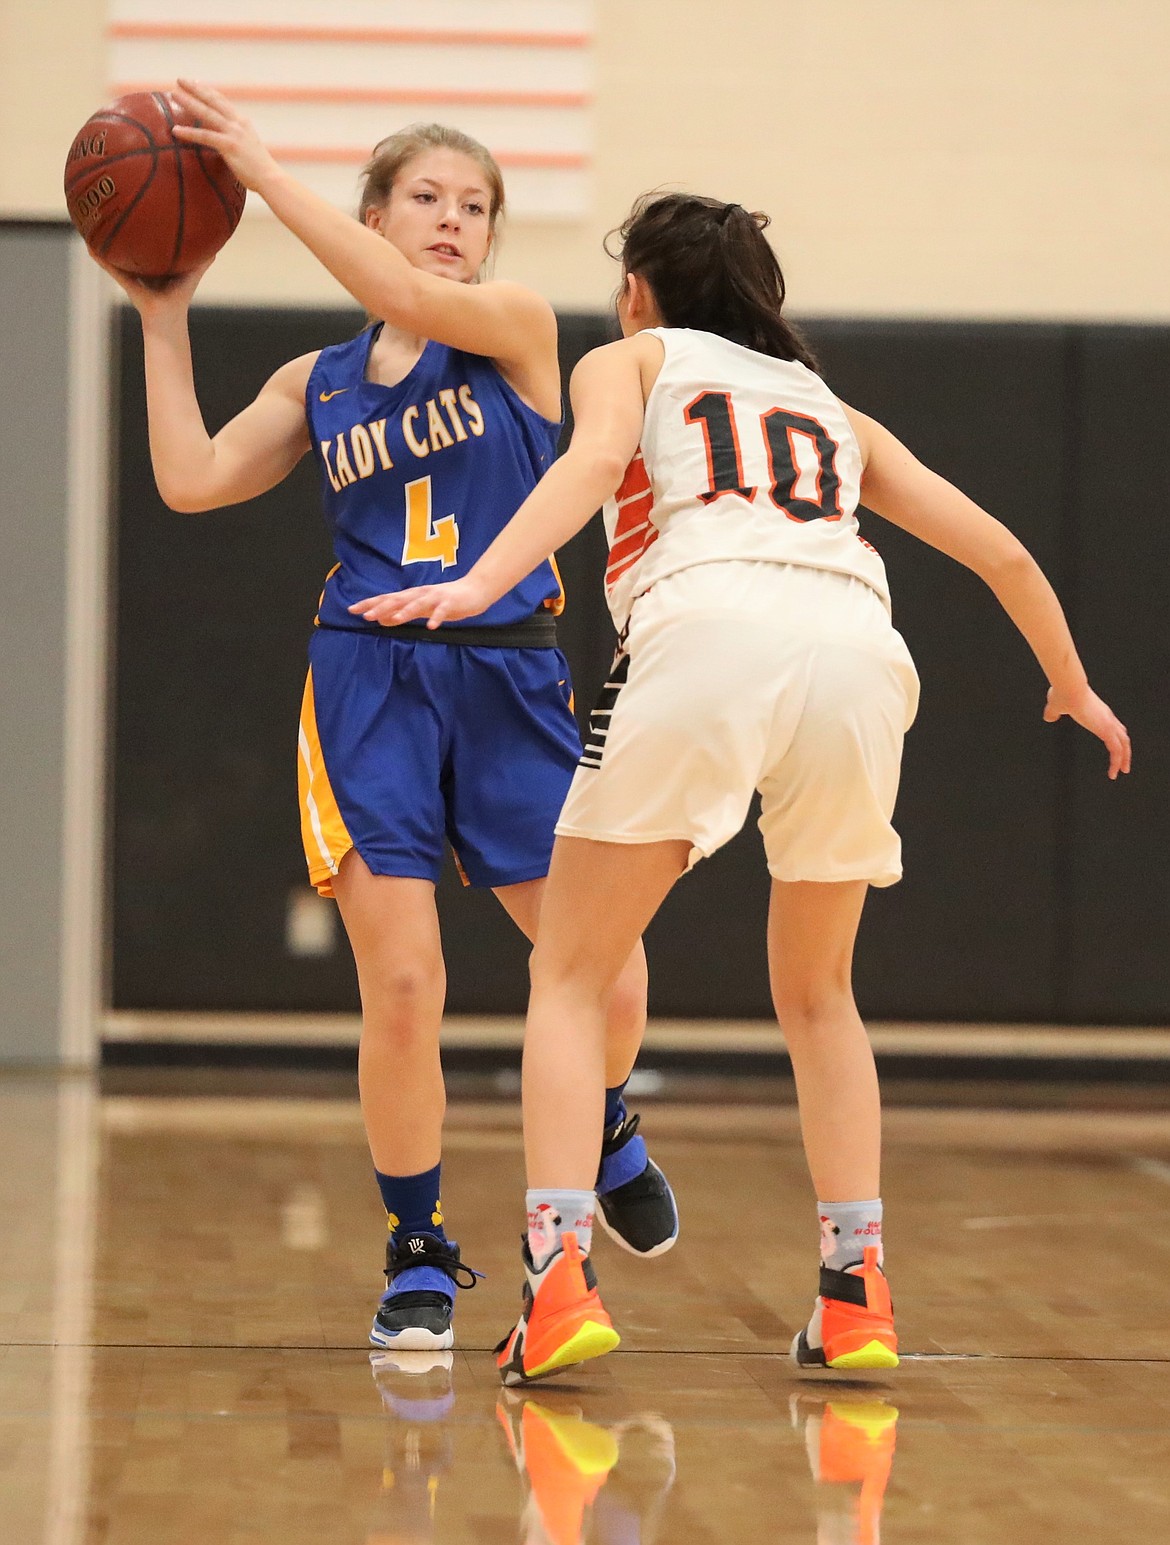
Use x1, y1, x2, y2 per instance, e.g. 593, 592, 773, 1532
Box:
297, 628, 582, 895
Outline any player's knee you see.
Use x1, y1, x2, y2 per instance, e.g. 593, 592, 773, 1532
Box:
529, 943, 611, 1004
608, 950, 648, 1033
771, 977, 855, 1033
362, 964, 443, 1036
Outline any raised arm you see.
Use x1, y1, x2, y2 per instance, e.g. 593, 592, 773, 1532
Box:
349, 336, 656, 627
102, 259, 312, 512
172, 82, 557, 382
844, 403, 1131, 778
149, 346, 313, 514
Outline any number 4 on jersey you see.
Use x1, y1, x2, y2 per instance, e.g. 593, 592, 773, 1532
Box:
685, 390, 844, 522
402, 475, 460, 568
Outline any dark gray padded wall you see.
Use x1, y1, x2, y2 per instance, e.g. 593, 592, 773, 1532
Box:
812, 324, 1069, 1019
1062, 329, 1170, 1020
109, 310, 1162, 1023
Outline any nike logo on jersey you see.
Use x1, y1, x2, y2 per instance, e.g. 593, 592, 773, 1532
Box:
319, 388, 348, 402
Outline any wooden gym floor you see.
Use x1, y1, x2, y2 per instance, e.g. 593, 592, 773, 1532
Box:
4, 1070, 1170, 1543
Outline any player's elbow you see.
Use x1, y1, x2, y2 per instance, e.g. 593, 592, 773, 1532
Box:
593, 449, 632, 493
979, 534, 1033, 585
568, 442, 629, 498
151, 454, 219, 512
157, 480, 215, 514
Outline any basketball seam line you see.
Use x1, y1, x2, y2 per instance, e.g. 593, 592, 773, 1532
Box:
95, 145, 162, 262
153, 93, 187, 274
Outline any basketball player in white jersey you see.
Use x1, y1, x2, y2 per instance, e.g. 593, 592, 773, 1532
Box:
353, 192, 1131, 1384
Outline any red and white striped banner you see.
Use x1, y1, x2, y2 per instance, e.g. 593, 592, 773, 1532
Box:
107, 0, 594, 219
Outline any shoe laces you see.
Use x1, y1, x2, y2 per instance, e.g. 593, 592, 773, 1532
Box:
386, 1233, 484, 1290
601, 1110, 640, 1156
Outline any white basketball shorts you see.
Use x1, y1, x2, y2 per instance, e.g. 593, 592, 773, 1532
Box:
556, 561, 920, 886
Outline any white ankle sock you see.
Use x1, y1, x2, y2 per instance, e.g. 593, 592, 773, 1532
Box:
526, 1188, 595, 1270
818, 1199, 883, 1272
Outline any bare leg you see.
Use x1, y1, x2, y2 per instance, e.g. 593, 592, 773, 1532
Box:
521, 837, 690, 1190
495, 876, 650, 1089
332, 853, 446, 1177
767, 879, 879, 1201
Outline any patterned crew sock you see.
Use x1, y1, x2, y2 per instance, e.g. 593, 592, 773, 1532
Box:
818, 1199, 884, 1272
375, 1162, 447, 1247
526, 1188, 596, 1271
603, 1083, 628, 1133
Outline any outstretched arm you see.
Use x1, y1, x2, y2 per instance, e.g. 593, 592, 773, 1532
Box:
845, 403, 1131, 778
349, 338, 651, 627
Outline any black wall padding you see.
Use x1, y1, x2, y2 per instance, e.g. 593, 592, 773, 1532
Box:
1060, 330, 1170, 1020
110, 310, 1165, 1023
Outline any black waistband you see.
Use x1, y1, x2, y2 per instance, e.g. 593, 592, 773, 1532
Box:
317, 612, 559, 649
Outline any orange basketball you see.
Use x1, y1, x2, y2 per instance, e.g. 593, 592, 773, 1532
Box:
64, 91, 246, 280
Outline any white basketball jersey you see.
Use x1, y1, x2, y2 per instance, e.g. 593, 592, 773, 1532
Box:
602, 328, 890, 630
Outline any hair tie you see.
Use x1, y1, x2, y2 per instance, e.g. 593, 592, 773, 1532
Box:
715, 202, 744, 227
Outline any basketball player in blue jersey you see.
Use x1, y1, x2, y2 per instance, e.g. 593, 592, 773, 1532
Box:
94, 79, 679, 1351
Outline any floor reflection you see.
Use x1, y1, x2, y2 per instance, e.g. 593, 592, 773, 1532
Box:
367, 1350, 679, 1545
792, 1393, 898, 1545
497, 1395, 676, 1545
6, 1075, 1170, 1543
364, 1354, 901, 1545
368, 1351, 456, 1543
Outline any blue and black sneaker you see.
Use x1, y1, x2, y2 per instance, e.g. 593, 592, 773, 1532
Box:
595, 1111, 680, 1258
370, 1232, 482, 1351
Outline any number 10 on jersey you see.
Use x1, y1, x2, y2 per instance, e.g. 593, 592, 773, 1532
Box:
402, 476, 460, 569
685, 391, 844, 523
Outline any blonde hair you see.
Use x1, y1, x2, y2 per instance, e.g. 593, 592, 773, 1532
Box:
358, 123, 506, 234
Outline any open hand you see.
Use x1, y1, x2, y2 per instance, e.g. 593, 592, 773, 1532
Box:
1044, 683, 1131, 779
171, 79, 281, 193
349, 578, 491, 628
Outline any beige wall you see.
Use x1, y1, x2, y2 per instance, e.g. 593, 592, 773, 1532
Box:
0, 0, 109, 217
7, 0, 1169, 317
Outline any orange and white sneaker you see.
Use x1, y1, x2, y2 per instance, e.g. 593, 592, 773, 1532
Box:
496, 1393, 619, 1545
791, 1247, 899, 1370
496, 1233, 620, 1388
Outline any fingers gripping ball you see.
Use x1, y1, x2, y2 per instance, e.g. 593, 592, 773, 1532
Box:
64, 91, 246, 280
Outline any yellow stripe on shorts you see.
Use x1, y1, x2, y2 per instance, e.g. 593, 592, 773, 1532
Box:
297, 665, 353, 898
544, 552, 567, 616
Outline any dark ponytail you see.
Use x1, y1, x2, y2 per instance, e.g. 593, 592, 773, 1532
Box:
607, 192, 818, 372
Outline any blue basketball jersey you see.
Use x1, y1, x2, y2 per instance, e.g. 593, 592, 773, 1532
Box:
306, 326, 563, 630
